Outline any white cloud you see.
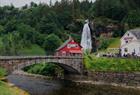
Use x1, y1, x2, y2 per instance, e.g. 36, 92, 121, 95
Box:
0, 0, 95, 7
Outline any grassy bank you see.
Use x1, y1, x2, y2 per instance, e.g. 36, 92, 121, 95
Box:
19, 44, 46, 56
0, 67, 7, 78
0, 81, 29, 95
84, 54, 140, 72
0, 67, 29, 95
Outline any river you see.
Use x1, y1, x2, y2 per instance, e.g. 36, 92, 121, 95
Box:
7, 74, 140, 95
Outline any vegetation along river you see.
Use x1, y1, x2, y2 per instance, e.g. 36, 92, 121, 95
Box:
7, 74, 140, 95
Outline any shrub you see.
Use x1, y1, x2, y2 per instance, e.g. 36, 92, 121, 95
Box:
24, 63, 64, 77
84, 54, 140, 72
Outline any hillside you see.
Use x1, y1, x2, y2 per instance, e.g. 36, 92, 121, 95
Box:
0, 0, 139, 55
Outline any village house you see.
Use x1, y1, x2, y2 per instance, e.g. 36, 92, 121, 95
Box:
120, 28, 140, 57
55, 37, 82, 56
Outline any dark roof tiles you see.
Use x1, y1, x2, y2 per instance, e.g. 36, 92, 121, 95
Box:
129, 28, 140, 39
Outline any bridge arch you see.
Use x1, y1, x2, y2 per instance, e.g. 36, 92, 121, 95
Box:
0, 56, 83, 75
18, 61, 81, 75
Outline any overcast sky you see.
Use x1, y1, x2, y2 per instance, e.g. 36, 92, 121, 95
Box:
0, 0, 95, 7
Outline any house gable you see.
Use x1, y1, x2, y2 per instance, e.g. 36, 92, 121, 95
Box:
56, 38, 82, 54
121, 31, 137, 46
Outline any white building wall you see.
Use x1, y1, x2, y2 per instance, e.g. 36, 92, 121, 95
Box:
121, 31, 140, 56
121, 41, 140, 56
121, 31, 137, 46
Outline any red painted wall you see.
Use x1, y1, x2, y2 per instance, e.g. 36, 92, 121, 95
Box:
57, 40, 82, 55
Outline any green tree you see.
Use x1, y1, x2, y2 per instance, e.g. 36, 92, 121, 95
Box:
38, 17, 58, 34
43, 34, 62, 54
92, 0, 127, 21
4, 19, 17, 33
16, 23, 39, 45
123, 10, 140, 28
0, 25, 4, 35
0, 32, 22, 55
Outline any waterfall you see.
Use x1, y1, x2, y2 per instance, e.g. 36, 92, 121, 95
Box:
80, 20, 92, 52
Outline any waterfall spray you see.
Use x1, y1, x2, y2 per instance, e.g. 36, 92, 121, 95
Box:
80, 20, 92, 52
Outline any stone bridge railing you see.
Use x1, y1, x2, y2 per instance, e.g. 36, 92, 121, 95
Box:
0, 56, 84, 74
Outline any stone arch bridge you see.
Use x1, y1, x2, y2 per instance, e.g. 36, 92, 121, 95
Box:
0, 56, 84, 75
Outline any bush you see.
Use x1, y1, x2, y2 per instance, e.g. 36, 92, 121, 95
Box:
24, 63, 64, 77
43, 34, 62, 54
84, 54, 140, 72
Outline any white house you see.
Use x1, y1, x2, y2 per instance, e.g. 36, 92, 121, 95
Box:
120, 28, 140, 57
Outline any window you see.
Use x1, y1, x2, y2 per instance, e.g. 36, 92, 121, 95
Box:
124, 48, 128, 52
67, 44, 78, 48
127, 33, 129, 36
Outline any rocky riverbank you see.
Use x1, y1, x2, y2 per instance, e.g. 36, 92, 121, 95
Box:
63, 71, 140, 89
7, 74, 140, 95
11, 70, 140, 90
12, 70, 55, 80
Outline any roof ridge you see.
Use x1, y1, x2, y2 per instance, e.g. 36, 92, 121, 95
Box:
56, 37, 73, 51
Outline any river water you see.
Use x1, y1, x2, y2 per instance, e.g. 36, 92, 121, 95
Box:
7, 74, 140, 95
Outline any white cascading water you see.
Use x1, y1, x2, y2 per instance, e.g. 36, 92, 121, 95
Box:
80, 20, 92, 51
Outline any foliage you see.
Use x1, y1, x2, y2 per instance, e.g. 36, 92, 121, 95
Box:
16, 23, 39, 44
122, 10, 140, 28
92, 0, 127, 21
108, 38, 120, 48
24, 63, 64, 77
19, 44, 46, 56
84, 54, 140, 72
0, 81, 29, 95
92, 0, 140, 36
0, 32, 23, 55
98, 38, 120, 50
0, 67, 7, 77
0, 0, 140, 55
43, 34, 62, 54
0, 25, 4, 35
98, 38, 111, 50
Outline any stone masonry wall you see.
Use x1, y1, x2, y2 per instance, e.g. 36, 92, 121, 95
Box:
87, 71, 140, 86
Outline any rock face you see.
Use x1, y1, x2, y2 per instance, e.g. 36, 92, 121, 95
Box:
88, 71, 140, 87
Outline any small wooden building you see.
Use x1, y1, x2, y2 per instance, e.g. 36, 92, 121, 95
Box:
55, 37, 82, 56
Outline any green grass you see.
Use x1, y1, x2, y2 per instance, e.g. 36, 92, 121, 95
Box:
20, 44, 46, 56
97, 37, 120, 53
0, 81, 29, 95
0, 67, 28, 95
108, 38, 120, 48
98, 37, 120, 52
84, 54, 140, 72
0, 67, 7, 78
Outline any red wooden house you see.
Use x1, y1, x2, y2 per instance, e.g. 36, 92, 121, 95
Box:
55, 37, 82, 56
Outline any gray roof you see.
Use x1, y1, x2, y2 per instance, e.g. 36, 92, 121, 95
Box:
129, 28, 140, 39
